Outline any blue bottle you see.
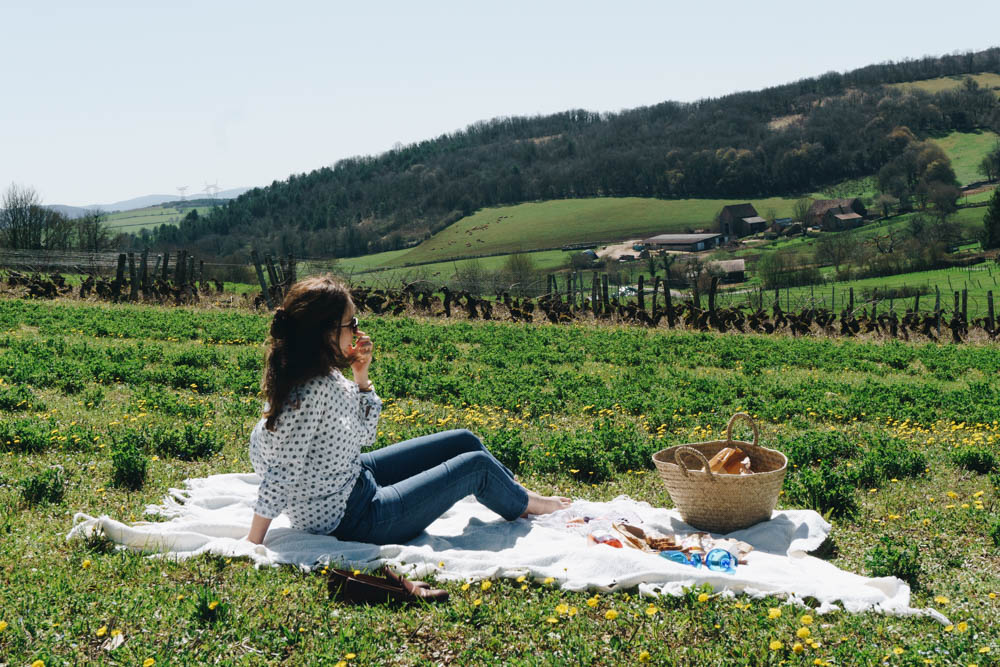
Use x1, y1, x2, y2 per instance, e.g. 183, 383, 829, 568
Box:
659, 550, 702, 568
704, 548, 738, 573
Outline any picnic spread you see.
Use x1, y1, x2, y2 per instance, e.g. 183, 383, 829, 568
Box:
66, 469, 949, 623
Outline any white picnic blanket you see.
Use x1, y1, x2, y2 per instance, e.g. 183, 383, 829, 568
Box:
67, 472, 947, 623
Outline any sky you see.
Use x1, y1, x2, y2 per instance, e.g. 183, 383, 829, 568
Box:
2, 1, 999, 207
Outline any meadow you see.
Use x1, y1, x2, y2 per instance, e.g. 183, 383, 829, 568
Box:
105, 205, 214, 232
0, 297, 998, 665
889, 73, 1000, 98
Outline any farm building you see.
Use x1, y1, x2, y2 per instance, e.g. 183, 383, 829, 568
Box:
643, 233, 723, 252
718, 203, 763, 240
807, 198, 867, 226
710, 258, 746, 283
822, 210, 864, 231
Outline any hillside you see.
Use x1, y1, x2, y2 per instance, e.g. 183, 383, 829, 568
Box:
130, 48, 1000, 262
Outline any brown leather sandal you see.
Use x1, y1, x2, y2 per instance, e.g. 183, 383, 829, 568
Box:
327, 568, 449, 605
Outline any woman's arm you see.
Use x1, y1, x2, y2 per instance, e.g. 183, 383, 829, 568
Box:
247, 513, 273, 544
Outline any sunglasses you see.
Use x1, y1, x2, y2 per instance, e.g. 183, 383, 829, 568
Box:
342, 316, 359, 334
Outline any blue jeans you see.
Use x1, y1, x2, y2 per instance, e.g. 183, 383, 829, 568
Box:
332, 429, 530, 544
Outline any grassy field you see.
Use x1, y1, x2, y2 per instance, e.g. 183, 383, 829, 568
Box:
337, 249, 578, 285
389, 196, 800, 266
930, 130, 1000, 186
889, 72, 1000, 97
105, 205, 214, 232
0, 298, 998, 664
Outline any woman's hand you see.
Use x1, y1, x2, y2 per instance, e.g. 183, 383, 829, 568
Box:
349, 330, 374, 385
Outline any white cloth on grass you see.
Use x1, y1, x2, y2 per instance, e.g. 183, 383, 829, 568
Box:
66, 472, 948, 624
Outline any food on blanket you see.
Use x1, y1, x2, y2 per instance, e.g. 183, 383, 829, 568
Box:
566, 517, 587, 526
708, 447, 752, 475
587, 530, 623, 548
612, 523, 648, 550
643, 528, 680, 551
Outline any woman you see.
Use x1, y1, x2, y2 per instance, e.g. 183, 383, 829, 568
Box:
246, 275, 570, 545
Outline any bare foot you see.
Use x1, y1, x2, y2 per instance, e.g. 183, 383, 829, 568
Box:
521, 491, 572, 517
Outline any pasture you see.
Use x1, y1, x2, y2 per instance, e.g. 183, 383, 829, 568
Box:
104, 205, 214, 232
889, 73, 1000, 98
0, 297, 997, 664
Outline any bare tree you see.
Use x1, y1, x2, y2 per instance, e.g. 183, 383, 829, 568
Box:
792, 198, 813, 225
1, 184, 47, 249
815, 232, 858, 273
75, 209, 113, 251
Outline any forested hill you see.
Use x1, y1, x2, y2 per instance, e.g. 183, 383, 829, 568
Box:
141, 48, 1000, 260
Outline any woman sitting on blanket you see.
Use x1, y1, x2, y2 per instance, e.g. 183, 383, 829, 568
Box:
246, 275, 570, 545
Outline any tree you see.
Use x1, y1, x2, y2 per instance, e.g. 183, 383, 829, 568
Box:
982, 187, 1000, 250
927, 182, 961, 222
0, 184, 46, 249
977, 142, 1000, 183
792, 198, 813, 224
74, 209, 113, 251
815, 232, 859, 272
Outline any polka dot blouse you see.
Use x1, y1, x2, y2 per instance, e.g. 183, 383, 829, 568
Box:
249, 370, 382, 534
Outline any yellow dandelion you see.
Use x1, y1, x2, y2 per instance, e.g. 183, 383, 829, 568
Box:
934, 595, 949, 605
31, 661, 44, 667
797, 627, 811, 639
944, 625, 954, 632
344, 653, 356, 660
769, 640, 783, 651
893, 647, 904, 655
520, 584, 528, 591
543, 577, 554, 585
143, 659, 156, 667
96, 625, 107, 637
555, 603, 569, 615
281, 588, 290, 596
461, 583, 470, 591
110, 629, 121, 637
473, 598, 482, 607
516, 575, 526, 583
0, 620, 6, 632
645, 605, 658, 616
605, 609, 619, 620
792, 642, 804, 654
768, 607, 782, 619
546, 616, 558, 623
638, 650, 651, 662
480, 580, 492, 591
697, 593, 709, 603
586, 596, 599, 607
956, 621, 969, 633
82, 559, 92, 569
208, 600, 219, 610
800, 614, 814, 625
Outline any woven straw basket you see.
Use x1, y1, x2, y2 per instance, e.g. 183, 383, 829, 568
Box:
652, 413, 787, 533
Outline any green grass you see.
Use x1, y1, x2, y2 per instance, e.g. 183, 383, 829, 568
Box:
0, 298, 998, 664
104, 205, 214, 231
889, 72, 1000, 97
930, 130, 1000, 186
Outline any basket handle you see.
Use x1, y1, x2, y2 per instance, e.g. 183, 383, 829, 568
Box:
674, 446, 715, 480
726, 412, 759, 447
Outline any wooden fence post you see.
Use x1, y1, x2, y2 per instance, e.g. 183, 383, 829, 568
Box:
664, 275, 674, 327
251, 250, 273, 309
176, 250, 187, 286
961, 289, 968, 322
849, 287, 854, 313
988, 291, 995, 332
139, 249, 149, 293
601, 274, 610, 312
591, 272, 600, 313
264, 254, 280, 299
112, 253, 126, 301
637, 274, 645, 312
935, 286, 942, 337
708, 276, 719, 316
187, 256, 195, 287
286, 253, 297, 286
127, 252, 138, 301
652, 276, 659, 314
160, 252, 169, 281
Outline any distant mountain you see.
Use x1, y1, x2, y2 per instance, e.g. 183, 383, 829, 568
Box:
47, 204, 99, 219
89, 187, 251, 212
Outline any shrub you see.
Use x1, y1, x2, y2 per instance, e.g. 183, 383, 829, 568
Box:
152, 423, 223, 460
20, 467, 65, 505
82, 386, 106, 409
481, 429, 525, 472
850, 432, 926, 488
952, 447, 998, 474
784, 463, 858, 519
0, 417, 51, 453
110, 432, 148, 490
0, 383, 45, 412
865, 536, 921, 589
778, 431, 860, 469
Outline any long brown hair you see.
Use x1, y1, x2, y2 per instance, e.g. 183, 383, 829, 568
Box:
262, 275, 356, 430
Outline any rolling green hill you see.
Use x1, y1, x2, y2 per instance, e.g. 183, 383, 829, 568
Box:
930, 129, 999, 185
105, 205, 213, 231
889, 72, 1000, 97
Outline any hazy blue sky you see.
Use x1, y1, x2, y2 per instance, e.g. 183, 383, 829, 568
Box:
2, 0, 998, 206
